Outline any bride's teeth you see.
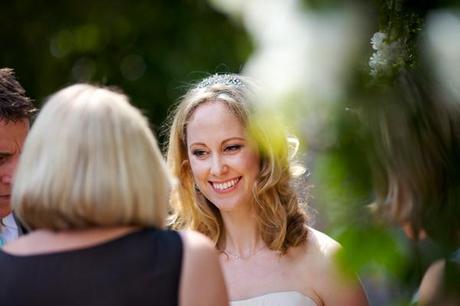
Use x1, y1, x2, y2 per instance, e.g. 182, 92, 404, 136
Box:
213, 178, 238, 190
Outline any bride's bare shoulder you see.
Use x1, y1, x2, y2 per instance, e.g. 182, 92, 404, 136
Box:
296, 227, 370, 306
290, 227, 341, 273
305, 227, 341, 257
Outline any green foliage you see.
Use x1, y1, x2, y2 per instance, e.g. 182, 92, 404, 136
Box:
0, 0, 252, 139
301, 0, 349, 11
309, 103, 374, 227
335, 225, 409, 277
368, 0, 432, 82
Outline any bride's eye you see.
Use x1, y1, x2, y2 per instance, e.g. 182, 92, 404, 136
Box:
191, 149, 208, 158
225, 144, 242, 152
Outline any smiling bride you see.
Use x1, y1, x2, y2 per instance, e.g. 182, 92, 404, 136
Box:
165, 73, 369, 306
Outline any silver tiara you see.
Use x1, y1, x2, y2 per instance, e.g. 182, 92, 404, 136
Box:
196, 74, 245, 89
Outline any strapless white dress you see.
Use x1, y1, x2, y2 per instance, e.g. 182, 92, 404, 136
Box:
230, 291, 319, 306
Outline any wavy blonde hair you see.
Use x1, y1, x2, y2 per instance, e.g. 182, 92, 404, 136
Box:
166, 74, 309, 253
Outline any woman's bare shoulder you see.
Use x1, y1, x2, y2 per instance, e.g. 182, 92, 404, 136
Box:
304, 227, 341, 258
418, 259, 446, 305
290, 227, 341, 278
298, 227, 369, 306
178, 230, 229, 306
179, 230, 215, 251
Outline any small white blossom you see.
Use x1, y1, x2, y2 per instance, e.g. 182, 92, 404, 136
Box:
369, 31, 402, 77
371, 32, 387, 50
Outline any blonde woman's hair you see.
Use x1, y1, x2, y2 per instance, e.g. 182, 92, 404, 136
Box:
13, 84, 171, 230
166, 74, 308, 253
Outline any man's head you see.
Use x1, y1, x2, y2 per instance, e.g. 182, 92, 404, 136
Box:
0, 68, 36, 218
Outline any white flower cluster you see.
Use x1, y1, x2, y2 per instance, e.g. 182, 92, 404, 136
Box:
369, 32, 402, 78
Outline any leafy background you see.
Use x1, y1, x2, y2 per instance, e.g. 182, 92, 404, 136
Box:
0, 0, 251, 141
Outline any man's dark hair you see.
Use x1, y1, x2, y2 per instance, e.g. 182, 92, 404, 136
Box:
0, 68, 36, 122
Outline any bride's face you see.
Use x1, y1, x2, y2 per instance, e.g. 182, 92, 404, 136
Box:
186, 101, 260, 212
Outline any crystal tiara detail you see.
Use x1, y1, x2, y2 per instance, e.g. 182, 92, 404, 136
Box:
196, 74, 245, 88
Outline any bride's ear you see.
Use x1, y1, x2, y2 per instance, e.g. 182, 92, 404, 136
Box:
181, 159, 190, 170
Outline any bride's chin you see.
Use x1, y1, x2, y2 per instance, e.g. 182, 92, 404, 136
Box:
212, 202, 239, 212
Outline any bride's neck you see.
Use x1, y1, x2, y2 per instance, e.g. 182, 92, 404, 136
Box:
220, 211, 263, 254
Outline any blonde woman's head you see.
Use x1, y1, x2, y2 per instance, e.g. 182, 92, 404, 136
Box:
13, 84, 171, 230
166, 74, 309, 252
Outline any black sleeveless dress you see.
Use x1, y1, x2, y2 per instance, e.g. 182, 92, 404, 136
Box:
0, 228, 183, 306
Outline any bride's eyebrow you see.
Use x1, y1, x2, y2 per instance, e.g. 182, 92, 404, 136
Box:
189, 142, 206, 147
222, 137, 246, 144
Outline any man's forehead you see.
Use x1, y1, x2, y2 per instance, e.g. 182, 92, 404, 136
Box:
0, 119, 29, 148
0, 118, 29, 130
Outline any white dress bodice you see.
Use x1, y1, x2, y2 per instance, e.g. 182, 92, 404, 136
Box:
230, 291, 319, 306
